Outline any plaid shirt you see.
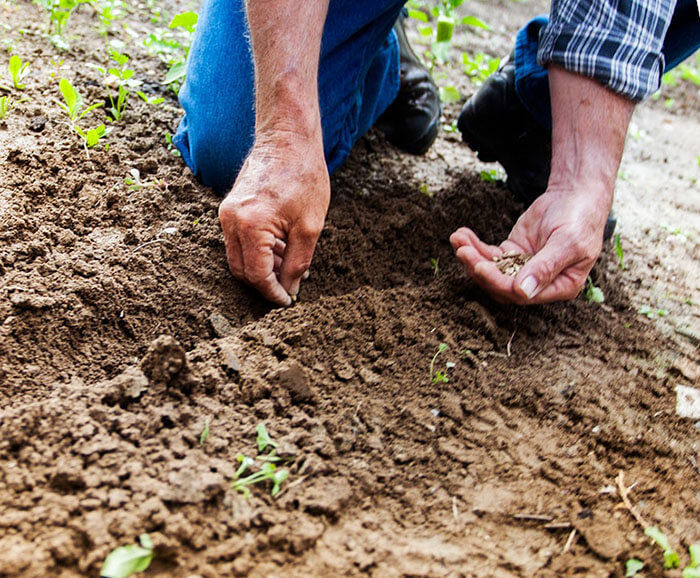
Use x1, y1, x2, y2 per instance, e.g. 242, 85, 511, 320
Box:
538, 0, 677, 101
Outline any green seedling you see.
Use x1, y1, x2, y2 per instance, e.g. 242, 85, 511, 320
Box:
8, 55, 29, 89
438, 84, 460, 104
429, 342, 454, 384
231, 424, 290, 498
645, 527, 680, 569
682, 544, 700, 578
56, 77, 103, 121
584, 276, 604, 304
161, 11, 198, 89
164, 130, 181, 157
430, 257, 439, 277
625, 558, 644, 577
136, 90, 164, 106
33, 0, 91, 48
101, 533, 153, 578
637, 305, 669, 318
199, 418, 210, 445
75, 123, 112, 148
480, 168, 503, 182
0, 95, 28, 119
89, 49, 141, 121
462, 51, 500, 85
614, 233, 625, 269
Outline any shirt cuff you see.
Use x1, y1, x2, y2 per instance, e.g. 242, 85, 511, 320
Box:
536, 22, 666, 102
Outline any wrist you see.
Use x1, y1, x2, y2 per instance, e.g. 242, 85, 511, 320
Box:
255, 73, 321, 140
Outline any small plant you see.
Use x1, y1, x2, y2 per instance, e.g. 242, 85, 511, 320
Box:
33, 0, 91, 48
480, 168, 504, 182
199, 418, 210, 444
625, 558, 644, 576
429, 342, 455, 384
101, 533, 154, 578
683, 544, 700, 578
584, 276, 604, 303
136, 90, 164, 106
439, 85, 460, 104
0, 95, 28, 119
231, 424, 290, 498
8, 55, 30, 89
89, 49, 141, 121
645, 527, 680, 569
164, 130, 181, 157
614, 233, 625, 270
462, 51, 500, 85
56, 78, 112, 151
430, 257, 439, 277
637, 305, 669, 318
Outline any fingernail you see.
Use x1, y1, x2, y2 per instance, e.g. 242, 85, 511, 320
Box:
288, 278, 301, 299
520, 275, 538, 299
302, 270, 310, 281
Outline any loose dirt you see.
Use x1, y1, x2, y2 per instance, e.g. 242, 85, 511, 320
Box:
1, 1, 698, 577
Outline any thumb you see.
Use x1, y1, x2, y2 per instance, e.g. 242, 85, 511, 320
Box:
513, 235, 574, 300
279, 223, 319, 296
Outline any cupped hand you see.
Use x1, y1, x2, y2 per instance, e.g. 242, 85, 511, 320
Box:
450, 187, 611, 304
218, 133, 330, 306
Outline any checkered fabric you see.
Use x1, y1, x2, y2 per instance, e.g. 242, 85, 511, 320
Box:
538, 0, 677, 101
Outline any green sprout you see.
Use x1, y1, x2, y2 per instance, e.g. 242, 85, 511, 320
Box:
462, 51, 500, 85
33, 0, 91, 48
683, 544, 700, 578
199, 418, 210, 445
89, 49, 141, 121
101, 533, 153, 578
645, 527, 680, 569
480, 168, 503, 182
0, 95, 28, 119
625, 558, 644, 577
8, 55, 30, 90
56, 77, 103, 121
614, 233, 625, 270
429, 342, 454, 384
637, 305, 669, 319
584, 277, 604, 304
430, 257, 439, 277
231, 424, 290, 498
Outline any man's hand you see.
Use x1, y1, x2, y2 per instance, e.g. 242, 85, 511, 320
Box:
219, 132, 330, 306
219, 0, 331, 305
450, 184, 609, 304
451, 65, 634, 304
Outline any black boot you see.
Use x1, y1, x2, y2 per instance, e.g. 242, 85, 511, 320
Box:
458, 54, 617, 240
376, 12, 441, 155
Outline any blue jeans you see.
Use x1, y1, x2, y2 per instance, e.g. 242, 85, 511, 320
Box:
175, 0, 700, 191
515, 0, 700, 129
174, 0, 405, 193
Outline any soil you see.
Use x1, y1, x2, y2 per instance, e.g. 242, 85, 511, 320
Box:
1, 1, 698, 577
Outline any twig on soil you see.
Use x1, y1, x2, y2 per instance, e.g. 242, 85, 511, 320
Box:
132, 238, 176, 253
563, 528, 577, 553
506, 328, 516, 357
513, 513, 554, 522
616, 470, 649, 529
274, 474, 309, 499
452, 496, 459, 522
544, 522, 572, 530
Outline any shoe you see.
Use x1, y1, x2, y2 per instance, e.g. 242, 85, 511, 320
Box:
458, 54, 617, 241
376, 11, 441, 155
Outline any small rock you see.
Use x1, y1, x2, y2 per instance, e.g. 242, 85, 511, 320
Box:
209, 311, 235, 338
28, 116, 47, 132
99, 365, 149, 403
219, 341, 241, 375
272, 361, 315, 403
358, 367, 381, 386
439, 392, 465, 422
676, 385, 700, 419
334, 362, 356, 381
10, 292, 56, 310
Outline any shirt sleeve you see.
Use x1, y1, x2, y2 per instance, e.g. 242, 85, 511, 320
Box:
537, 0, 677, 101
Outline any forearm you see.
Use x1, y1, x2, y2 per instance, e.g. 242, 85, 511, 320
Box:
245, 0, 330, 139
547, 65, 635, 212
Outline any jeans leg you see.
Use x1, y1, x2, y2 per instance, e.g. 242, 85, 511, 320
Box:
513, 0, 700, 130
174, 0, 404, 193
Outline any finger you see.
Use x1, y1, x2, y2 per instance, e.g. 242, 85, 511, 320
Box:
523, 270, 585, 304
224, 231, 245, 279
279, 223, 319, 296
512, 235, 583, 301
450, 227, 503, 260
274, 254, 283, 274
240, 230, 291, 306
273, 238, 286, 257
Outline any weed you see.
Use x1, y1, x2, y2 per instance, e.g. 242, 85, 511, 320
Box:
645, 527, 680, 569
584, 277, 604, 304
8, 55, 29, 89
625, 558, 644, 576
0, 95, 28, 119
199, 418, 210, 445
637, 305, 669, 318
614, 233, 625, 270
33, 0, 91, 48
101, 533, 153, 578
231, 423, 289, 498
462, 51, 500, 85
429, 342, 454, 384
